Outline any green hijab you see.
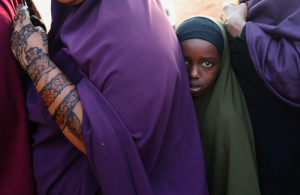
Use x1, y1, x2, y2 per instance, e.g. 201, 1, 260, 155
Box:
176, 16, 260, 195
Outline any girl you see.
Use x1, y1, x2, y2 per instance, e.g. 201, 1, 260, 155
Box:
176, 16, 260, 195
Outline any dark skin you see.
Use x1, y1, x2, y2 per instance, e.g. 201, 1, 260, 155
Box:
221, 3, 248, 38
180, 39, 220, 97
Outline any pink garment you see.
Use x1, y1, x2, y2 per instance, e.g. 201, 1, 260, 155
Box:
0, 0, 36, 194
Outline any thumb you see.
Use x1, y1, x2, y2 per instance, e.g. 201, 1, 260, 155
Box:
16, 5, 31, 25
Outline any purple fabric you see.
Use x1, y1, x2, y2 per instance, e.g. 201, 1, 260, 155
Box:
26, 0, 208, 194
246, 0, 300, 108
0, 0, 36, 194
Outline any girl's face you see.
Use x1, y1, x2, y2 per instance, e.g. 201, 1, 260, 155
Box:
180, 38, 221, 97
57, 0, 85, 5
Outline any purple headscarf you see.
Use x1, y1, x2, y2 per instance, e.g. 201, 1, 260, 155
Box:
246, 0, 300, 108
27, 0, 208, 194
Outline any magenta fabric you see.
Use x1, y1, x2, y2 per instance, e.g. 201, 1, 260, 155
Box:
0, 0, 36, 194
246, 0, 300, 108
26, 0, 208, 194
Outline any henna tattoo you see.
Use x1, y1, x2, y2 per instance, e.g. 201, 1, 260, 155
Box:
12, 23, 51, 84
16, 4, 23, 11
44, 72, 49, 84
41, 32, 48, 46
39, 73, 72, 107
18, 9, 27, 23
52, 88, 81, 131
11, 31, 19, 55
11, 23, 37, 69
25, 47, 56, 85
67, 112, 83, 140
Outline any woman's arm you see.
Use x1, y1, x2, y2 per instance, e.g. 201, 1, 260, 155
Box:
11, 5, 86, 154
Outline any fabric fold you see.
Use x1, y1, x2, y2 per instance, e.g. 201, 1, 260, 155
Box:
246, 0, 300, 108
28, 0, 208, 194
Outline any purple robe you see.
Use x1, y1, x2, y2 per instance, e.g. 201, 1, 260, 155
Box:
0, 0, 36, 194
246, 0, 300, 108
26, 0, 208, 194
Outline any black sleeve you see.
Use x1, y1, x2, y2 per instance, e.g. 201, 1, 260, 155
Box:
232, 25, 251, 61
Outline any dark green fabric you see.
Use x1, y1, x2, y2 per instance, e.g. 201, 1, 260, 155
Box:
188, 16, 261, 195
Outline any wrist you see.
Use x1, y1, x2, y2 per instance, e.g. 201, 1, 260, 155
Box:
231, 21, 246, 38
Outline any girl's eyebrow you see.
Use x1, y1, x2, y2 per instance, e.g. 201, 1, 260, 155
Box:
201, 57, 218, 61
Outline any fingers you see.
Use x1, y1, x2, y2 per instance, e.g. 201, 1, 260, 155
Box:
222, 2, 232, 8
221, 2, 248, 22
220, 3, 248, 38
223, 3, 234, 13
17, 8, 30, 25
14, 5, 31, 27
239, 3, 248, 11
12, 15, 19, 29
12, 4, 32, 32
35, 26, 46, 33
220, 11, 229, 25
16, 4, 24, 11
220, 2, 235, 24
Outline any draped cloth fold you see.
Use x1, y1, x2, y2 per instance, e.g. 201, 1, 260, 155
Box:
26, 0, 208, 194
246, 0, 300, 108
0, 0, 36, 194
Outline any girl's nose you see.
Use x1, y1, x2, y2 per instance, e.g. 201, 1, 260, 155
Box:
189, 64, 200, 79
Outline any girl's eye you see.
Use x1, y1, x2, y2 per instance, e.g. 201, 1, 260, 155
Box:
185, 61, 189, 66
202, 61, 212, 67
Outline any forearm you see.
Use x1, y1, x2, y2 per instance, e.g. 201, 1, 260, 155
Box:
35, 65, 86, 154
11, 7, 86, 154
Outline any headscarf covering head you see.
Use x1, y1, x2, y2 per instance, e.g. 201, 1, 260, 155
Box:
175, 16, 224, 58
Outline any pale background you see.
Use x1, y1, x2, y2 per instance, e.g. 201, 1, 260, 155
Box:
34, 0, 231, 32
34, 0, 51, 31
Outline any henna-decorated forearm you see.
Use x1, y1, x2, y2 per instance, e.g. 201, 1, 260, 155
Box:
12, 5, 85, 153
52, 87, 81, 130
25, 47, 56, 85
39, 73, 72, 107
11, 23, 37, 69
41, 32, 48, 46
67, 112, 83, 140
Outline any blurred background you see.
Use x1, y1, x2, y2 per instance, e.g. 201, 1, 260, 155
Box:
34, 0, 231, 32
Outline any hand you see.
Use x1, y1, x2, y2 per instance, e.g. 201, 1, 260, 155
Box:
11, 5, 54, 85
220, 3, 248, 39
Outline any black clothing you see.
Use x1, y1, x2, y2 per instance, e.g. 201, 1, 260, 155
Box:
176, 17, 224, 58
231, 27, 300, 195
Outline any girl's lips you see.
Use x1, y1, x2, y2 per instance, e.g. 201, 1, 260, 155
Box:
190, 85, 202, 94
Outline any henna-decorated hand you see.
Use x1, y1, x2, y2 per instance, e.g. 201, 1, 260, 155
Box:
11, 5, 53, 85
220, 3, 248, 39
